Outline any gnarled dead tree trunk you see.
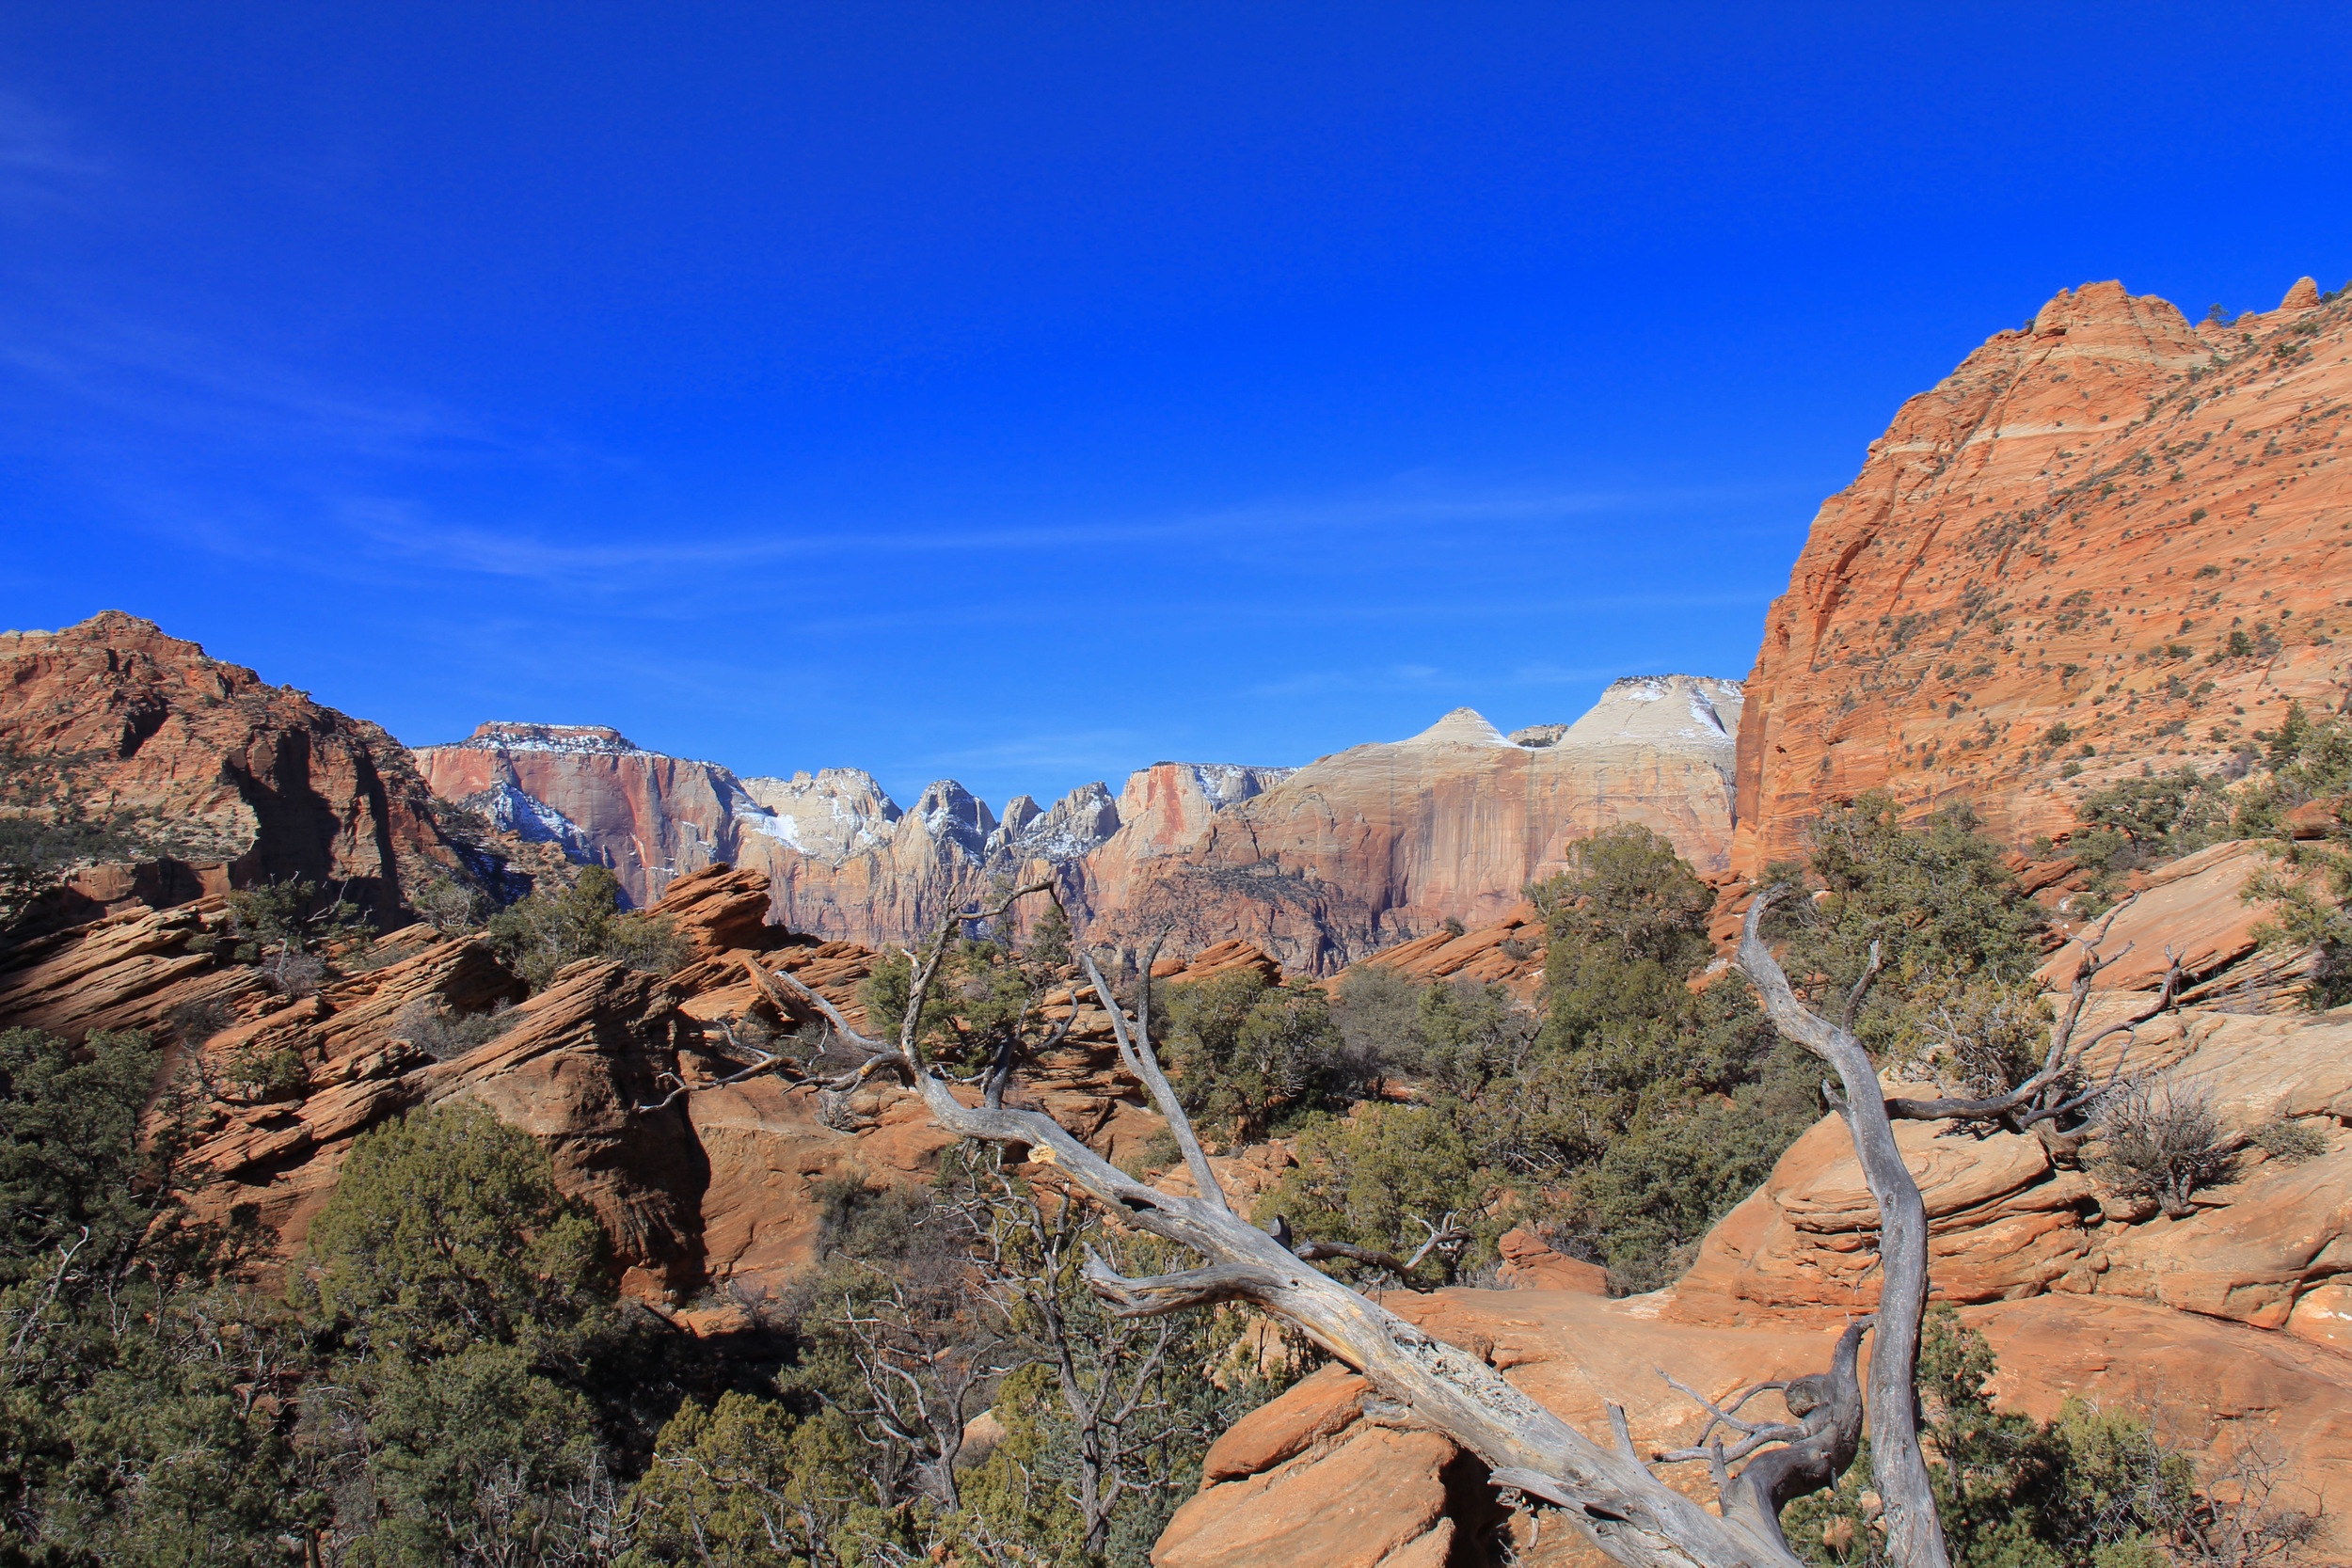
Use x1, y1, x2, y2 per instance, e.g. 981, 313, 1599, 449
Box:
748, 884, 1871, 1568
1731, 890, 2182, 1568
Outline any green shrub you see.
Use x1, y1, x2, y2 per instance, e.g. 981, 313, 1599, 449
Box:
483, 864, 689, 990
1771, 793, 2048, 1067
1789, 1308, 2196, 1568
1259, 1103, 1506, 1284
300, 1101, 608, 1359
1160, 973, 1358, 1143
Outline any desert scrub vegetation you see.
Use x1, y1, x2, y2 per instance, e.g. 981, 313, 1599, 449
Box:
2087, 1078, 2237, 1219
481, 864, 691, 991
3, 1014, 1289, 1568
2053, 700, 2352, 1006
1787, 1307, 2321, 1568
1239, 808, 2063, 1295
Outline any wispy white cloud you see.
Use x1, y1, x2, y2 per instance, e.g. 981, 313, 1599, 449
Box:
1244, 662, 1452, 700
918, 728, 1148, 788
0, 87, 107, 216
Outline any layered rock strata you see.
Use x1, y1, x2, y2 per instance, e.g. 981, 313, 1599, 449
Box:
416, 676, 1744, 971
0, 612, 466, 927
411, 721, 1290, 948
1071, 679, 1743, 972
0, 862, 1294, 1299
1734, 277, 2352, 873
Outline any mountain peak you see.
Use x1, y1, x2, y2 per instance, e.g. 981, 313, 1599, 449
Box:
1405, 707, 1512, 748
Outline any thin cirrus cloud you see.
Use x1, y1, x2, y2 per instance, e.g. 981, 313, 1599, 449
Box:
0, 87, 106, 212
318, 480, 1788, 590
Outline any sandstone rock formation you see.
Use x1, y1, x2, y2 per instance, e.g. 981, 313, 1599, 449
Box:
1670, 990, 2351, 1331
1073, 678, 1744, 973
410, 721, 1286, 948
1157, 1284, 2352, 1568
0, 860, 1300, 1301
0, 611, 466, 927
1733, 277, 2352, 873
1338, 900, 1549, 1002
415, 676, 1743, 972
1158, 861, 2352, 1563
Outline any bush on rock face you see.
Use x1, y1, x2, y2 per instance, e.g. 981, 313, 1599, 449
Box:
2088, 1079, 2236, 1220
483, 865, 690, 991
1158, 970, 1360, 1144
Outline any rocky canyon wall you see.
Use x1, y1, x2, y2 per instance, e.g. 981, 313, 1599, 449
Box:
1733, 276, 2352, 872
0, 612, 466, 927
411, 675, 1744, 972
1068, 678, 1745, 971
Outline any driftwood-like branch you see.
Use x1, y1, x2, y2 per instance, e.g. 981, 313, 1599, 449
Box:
880, 884, 1822, 1568
1883, 931, 2183, 1129
1078, 942, 1229, 1214
631, 1021, 784, 1114
1263, 1211, 1470, 1288
1738, 895, 1950, 1568
1707, 1319, 1871, 1559
765, 964, 891, 1056
1839, 942, 1883, 1035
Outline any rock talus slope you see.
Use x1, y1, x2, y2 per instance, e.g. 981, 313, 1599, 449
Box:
1735, 277, 2352, 871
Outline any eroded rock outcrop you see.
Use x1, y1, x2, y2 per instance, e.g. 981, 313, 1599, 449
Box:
0, 859, 1307, 1301
1733, 277, 2352, 873
411, 721, 1203, 944
0, 612, 467, 927
1671, 995, 2352, 1330
1075, 679, 1743, 973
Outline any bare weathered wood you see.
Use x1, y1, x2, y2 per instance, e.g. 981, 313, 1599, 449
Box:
1737, 894, 1950, 1568
1077, 944, 1229, 1214
1882, 922, 2182, 1129
875, 890, 1818, 1568
658, 879, 1886, 1567
1706, 1318, 1870, 1559
629, 1019, 784, 1113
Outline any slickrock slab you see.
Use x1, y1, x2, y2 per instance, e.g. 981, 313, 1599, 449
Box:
1158, 1285, 2352, 1567
2038, 840, 2271, 990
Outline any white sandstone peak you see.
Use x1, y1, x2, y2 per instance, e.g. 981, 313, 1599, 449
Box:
1405, 707, 1514, 749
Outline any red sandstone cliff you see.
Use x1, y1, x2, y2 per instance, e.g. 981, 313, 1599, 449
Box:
0, 612, 465, 927
1733, 277, 2352, 872
409, 721, 1222, 944
1073, 679, 1743, 972
416, 677, 1743, 974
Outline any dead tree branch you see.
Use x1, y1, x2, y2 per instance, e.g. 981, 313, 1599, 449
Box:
630, 1020, 783, 1114
1737, 893, 1950, 1568
1882, 934, 2183, 1131
874, 882, 1842, 1568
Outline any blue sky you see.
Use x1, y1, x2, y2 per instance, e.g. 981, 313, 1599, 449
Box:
5, 6, 2349, 811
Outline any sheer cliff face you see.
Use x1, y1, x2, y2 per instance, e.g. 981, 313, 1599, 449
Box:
1073, 679, 1743, 972
411, 725, 1044, 941
1733, 277, 2352, 873
413, 677, 1740, 968
0, 611, 457, 924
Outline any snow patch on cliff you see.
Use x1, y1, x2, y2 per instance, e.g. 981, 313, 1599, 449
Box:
734, 768, 901, 864
1549, 675, 1745, 754
464, 782, 594, 859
